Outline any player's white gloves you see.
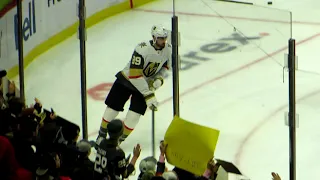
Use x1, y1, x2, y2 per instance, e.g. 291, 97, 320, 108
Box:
144, 93, 158, 111
148, 77, 164, 91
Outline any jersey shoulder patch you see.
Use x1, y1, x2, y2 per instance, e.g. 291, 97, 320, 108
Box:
138, 42, 148, 48
135, 41, 151, 55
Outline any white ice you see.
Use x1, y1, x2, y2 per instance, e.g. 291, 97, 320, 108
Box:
16, 0, 320, 179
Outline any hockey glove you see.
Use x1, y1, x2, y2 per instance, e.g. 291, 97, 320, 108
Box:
144, 93, 158, 111
149, 77, 164, 91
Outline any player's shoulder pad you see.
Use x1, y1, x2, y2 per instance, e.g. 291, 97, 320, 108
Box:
134, 41, 150, 55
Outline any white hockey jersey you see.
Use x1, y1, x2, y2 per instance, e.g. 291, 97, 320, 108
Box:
116, 40, 172, 97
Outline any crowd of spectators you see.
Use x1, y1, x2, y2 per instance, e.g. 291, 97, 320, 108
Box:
0, 69, 283, 180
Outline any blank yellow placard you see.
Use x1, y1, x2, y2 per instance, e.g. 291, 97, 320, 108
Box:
164, 115, 220, 175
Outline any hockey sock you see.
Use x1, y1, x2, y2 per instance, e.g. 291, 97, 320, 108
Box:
120, 110, 141, 141
99, 107, 119, 137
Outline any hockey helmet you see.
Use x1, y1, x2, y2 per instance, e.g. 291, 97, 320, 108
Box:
151, 25, 168, 38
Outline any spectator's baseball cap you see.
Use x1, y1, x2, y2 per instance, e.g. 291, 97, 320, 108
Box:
77, 139, 92, 153
0, 69, 7, 78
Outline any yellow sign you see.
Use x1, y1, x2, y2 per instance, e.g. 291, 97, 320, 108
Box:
164, 116, 220, 175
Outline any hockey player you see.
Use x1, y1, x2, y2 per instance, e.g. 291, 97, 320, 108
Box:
97, 25, 172, 143
93, 119, 141, 180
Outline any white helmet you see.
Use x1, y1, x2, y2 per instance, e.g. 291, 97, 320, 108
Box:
151, 25, 168, 38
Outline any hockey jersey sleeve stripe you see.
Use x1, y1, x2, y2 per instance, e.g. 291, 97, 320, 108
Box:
128, 75, 143, 79
129, 68, 143, 79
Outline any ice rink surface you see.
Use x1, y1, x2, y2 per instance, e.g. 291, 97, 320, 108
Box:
18, 0, 320, 179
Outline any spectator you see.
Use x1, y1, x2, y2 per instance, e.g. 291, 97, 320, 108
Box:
0, 70, 17, 111
11, 114, 39, 173
35, 152, 62, 180
0, 135, 33, 180
0, 69, 7, 110
0, 69, 16, 136
138, 156, 157, 179
69, 140, 94, 180
154, 141, 219, 180
7, 97, 25, 118
93, 119, 141, 180
0, 135, 19, 179
0, 106, 13, 136
140, 170, 156, 180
